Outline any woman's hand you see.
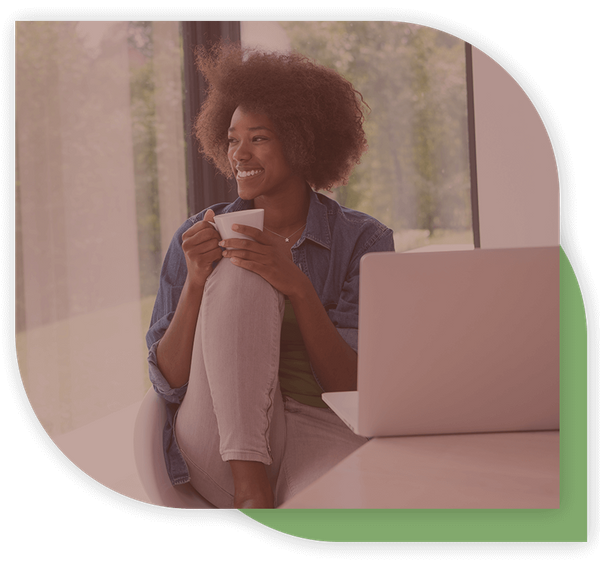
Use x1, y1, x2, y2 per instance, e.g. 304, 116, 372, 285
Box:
222, 223, 358, 391
181, 209, 223, 289
219, 224, 308, 297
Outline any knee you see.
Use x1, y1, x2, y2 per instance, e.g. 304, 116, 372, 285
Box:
205, 258, 283, 308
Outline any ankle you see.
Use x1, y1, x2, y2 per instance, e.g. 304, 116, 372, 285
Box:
229, 460, 274, 508
233, 486, 274, 509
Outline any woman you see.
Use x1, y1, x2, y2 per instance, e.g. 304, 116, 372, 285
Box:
146, 43, 395, 508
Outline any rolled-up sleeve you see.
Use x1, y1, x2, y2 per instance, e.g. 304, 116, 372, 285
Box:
147, 340, 188, 404
145, 218, 195, 405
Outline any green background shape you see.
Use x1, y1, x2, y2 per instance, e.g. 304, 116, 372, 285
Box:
243, 247, 587, 542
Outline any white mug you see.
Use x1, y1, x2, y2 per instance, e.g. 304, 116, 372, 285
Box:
209, 208, 264, 248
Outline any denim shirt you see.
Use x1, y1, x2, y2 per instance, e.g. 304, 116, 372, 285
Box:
146, 189, 395, 485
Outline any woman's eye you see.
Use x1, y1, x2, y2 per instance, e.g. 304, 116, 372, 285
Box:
227, 136, 267, 146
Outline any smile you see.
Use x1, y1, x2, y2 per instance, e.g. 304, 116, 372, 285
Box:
237, 169, 264, 179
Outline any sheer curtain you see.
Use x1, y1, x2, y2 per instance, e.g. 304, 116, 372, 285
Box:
16, 21, 187, 500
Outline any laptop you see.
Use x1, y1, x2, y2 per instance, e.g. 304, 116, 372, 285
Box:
322, 246, 560, 438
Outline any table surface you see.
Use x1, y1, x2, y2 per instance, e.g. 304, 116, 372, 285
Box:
280, 430, 559, 509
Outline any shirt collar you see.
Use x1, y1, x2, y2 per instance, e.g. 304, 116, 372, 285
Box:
299, 189, 331, 250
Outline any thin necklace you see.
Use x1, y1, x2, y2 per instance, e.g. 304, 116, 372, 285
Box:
264, 223, 306, 243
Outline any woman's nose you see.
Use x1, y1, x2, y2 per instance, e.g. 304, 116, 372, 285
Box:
233, 140, 251, 162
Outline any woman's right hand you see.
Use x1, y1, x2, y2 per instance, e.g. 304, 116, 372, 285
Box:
181, 209, 223, 289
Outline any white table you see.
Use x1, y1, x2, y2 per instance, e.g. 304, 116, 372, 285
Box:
280, 430, 559, 509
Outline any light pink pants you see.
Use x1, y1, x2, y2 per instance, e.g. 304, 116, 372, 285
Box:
174, 258, 367, 508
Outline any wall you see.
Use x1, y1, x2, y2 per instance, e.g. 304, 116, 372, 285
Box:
472, 47, 559, 248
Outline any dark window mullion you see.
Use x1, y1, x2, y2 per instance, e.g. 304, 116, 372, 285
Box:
182, 21, 240, 215
465, 42, 481, 249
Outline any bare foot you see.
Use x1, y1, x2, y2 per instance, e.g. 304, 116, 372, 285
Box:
229, 460, 275, 509
234, 493, 274, 509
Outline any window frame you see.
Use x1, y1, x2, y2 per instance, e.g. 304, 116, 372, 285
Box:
181, 21, 240, 215
465, 42, 481, 248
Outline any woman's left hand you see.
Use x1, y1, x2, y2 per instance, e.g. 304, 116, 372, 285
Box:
219, 224, 307, 297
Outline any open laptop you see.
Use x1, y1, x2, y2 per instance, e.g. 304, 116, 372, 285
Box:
322, 246, 560, 438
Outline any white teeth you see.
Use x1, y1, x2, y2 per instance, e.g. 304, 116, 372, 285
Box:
237, 169, 264, 178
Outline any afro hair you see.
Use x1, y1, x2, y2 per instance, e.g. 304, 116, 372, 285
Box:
193, 42, 369, 191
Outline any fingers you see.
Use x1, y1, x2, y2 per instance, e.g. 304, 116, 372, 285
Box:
218, 225, 272, 251
182, 230, 220, 256
186, 241, 222, 270
182, 213, 275, 270
231, 224, 267, 242
182, 212, 223, 274
199, 247, 223, 263
183, 208, 218, 235
218, 237, 266, 253
183, 214, 221, 247
222, 249, 263, 263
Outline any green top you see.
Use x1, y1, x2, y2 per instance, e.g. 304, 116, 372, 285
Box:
278, 297, 328, 408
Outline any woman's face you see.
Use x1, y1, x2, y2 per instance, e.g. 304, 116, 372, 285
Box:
227, 106, 304, 201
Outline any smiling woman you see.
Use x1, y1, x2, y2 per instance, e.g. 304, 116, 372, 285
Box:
194, 44, 368, 191
226, 108, 304, 204
146, 42, 395, 508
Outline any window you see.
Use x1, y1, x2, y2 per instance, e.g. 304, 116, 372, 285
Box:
16, 21, 187, 437
181, 21, 240, 214
242, 21, 475, 252
15, 21, 478, 502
